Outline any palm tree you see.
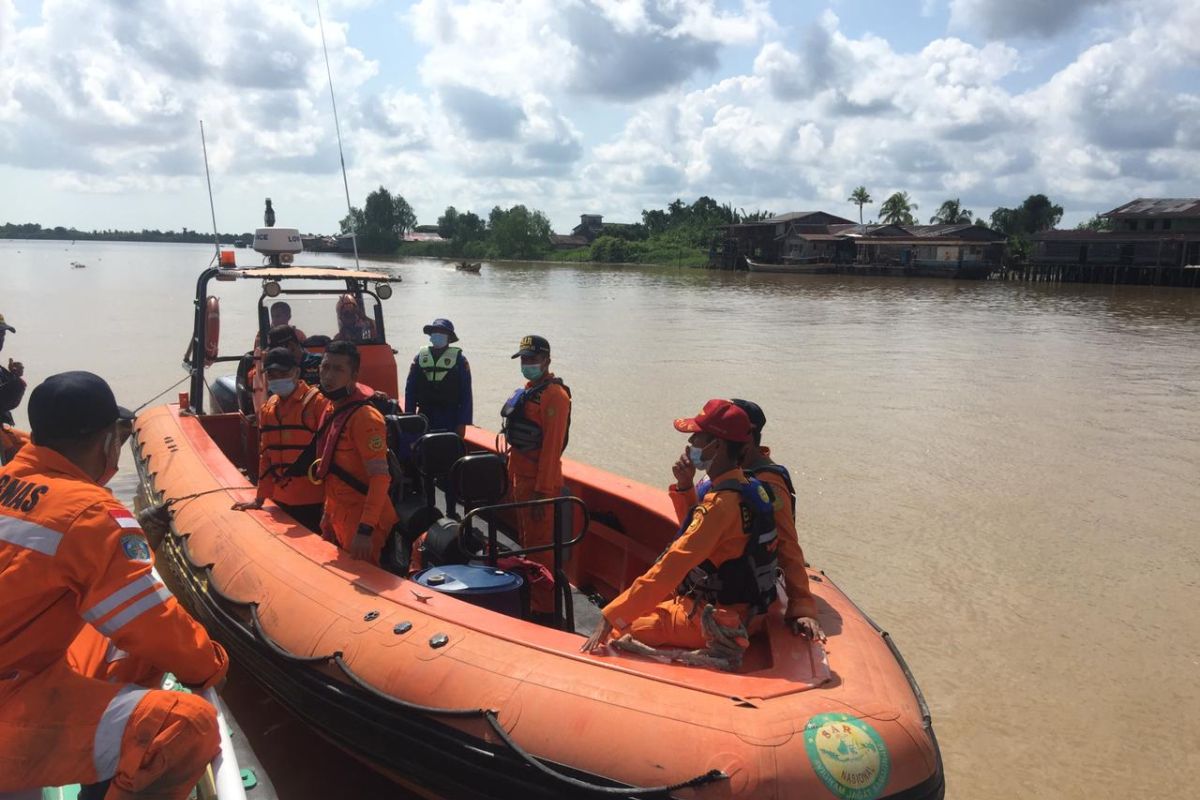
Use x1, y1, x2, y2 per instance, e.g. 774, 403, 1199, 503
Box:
848, 186, 872, 224
929, 198, 974, 225
879, 192, 918, 225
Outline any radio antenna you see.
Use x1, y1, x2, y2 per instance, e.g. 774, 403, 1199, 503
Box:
199, 120, 221, 264
315, 0, 360, 269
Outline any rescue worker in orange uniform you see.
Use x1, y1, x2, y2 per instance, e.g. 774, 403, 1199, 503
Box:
671, 398, 825, 642
232, 348, 328, 532
583, 400, 779, 658
0, 371, 228, 800
312, 340, 397, 562
501, 335, 571, 615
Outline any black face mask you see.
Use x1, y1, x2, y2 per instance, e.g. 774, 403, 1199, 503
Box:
321, 384, 350, 401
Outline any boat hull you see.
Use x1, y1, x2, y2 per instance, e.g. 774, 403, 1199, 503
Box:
745, 258, 835, 274
133, 404, 944, 799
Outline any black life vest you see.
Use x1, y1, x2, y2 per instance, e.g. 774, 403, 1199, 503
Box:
413, 346, 463, 409
500, 378, 571, 454
676, 477, 780, 614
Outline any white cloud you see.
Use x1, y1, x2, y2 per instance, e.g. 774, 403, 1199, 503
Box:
583, 2, 1199, 226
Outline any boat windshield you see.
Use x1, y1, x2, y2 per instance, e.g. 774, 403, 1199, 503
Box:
259, 290, 385, 347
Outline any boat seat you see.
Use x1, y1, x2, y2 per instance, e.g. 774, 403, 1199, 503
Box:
411, 454, 507, 573
388, 432, 467, 574
449, 453, 507, 510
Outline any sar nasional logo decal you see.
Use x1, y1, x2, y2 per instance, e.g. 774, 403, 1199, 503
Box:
803, 713, 890, 799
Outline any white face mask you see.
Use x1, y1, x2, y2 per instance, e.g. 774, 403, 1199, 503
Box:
98, 428, 121, 486
688, 442, 714, 472
268, 377, 297, 398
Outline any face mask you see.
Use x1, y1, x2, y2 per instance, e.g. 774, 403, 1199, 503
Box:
521, 364, 544, 381
429, 333, 449, 349
97, 429, 120, 486
321, 384, 350, 401
268, 378, 297, 397
688, 442, 714, 472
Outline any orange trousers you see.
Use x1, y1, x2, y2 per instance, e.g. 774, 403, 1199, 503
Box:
322, 488, 398, 563
510, 474, 560, 613
0, 627, 219, 799
626, 597, 748, 650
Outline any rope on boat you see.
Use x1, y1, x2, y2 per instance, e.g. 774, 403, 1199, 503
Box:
482, 711, 728, 796
165, 486, 255, 510
133, 374, 192, 413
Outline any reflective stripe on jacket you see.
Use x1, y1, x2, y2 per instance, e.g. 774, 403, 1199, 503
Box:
0, 444, 227, 689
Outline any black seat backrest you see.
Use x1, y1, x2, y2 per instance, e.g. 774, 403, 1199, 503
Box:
449, 454, 507, 509
414, 432, 466, 479
387, 413, 429, 438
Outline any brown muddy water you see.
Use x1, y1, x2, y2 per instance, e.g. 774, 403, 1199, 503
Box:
3, 239, 1198, 798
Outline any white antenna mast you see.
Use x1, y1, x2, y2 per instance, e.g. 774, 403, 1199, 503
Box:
315, 0, 361, 269
199, 120, 221, 263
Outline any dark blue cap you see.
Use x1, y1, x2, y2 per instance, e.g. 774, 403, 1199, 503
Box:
28, 371, 133, 442
422, 318, 458, 343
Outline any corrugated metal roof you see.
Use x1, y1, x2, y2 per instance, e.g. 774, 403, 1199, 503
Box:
1033, 230, 1189, 242
1102, 198, 1200, 218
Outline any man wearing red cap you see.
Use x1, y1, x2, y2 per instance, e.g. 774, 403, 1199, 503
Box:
583, 399, 779, 661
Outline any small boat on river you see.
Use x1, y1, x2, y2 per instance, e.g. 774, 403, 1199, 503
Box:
744, 257, 834, 274
455, 261, 482, 273
130, 224, 945, 799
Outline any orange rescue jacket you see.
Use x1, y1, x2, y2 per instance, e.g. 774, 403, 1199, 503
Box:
670, 452, 817, 619
603, 468, 753, 633
318, 386, 393, 531
255, 381, 326, 507
506, 373, 571, 495
0, 445, 227, 689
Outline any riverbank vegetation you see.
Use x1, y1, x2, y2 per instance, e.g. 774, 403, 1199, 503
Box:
371, 190, 769, 267
0, 222, 247, 244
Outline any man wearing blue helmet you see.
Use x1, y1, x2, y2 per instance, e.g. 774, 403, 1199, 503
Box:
404, 318, 473, 436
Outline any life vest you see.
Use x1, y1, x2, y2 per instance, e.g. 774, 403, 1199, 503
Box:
414, 346, 463, 408
500, 378, 571, 454
257, 385, 322, 482
746, 462, 797, 518
676, 477, 780, 614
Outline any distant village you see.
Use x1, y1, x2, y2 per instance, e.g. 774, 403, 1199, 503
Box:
299, 197, 1200, 287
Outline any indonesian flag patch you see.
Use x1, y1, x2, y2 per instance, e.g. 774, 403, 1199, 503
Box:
108, 509, 142, 530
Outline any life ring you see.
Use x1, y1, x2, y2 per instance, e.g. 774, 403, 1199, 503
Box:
204, 296, 220, 367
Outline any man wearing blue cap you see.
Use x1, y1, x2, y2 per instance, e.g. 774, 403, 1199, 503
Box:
404, 318, 473, 436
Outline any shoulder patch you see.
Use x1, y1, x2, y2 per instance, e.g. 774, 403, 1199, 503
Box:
367, 434, 385, 452
120, 534, 152, 563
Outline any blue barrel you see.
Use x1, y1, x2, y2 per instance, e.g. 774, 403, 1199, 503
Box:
413, 564, 524, 618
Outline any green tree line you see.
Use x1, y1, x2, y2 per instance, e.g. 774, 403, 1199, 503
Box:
0, 222, 248, 244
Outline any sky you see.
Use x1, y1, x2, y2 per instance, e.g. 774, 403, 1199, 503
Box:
0, 0, 1197, 234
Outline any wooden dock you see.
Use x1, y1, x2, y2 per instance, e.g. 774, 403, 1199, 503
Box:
993, 262, 1200, 287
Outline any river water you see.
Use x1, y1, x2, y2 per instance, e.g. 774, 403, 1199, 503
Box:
3, 239, 1198, 798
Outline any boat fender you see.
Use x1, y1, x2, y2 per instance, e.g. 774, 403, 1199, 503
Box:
204, 296, 220, 367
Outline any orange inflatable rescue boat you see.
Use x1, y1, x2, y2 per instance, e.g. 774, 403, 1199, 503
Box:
131, 241, 945, 798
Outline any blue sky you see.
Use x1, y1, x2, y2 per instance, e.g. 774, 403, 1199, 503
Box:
0, 0, 1197, 233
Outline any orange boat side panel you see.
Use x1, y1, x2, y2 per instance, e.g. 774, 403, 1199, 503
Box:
135, 404, 940, 798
